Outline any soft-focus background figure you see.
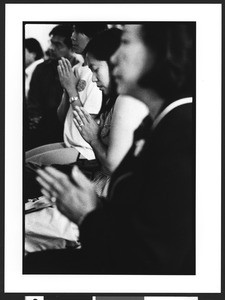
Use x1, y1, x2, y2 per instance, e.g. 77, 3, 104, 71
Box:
25, 38, 44, 99
25, 24, 79, 150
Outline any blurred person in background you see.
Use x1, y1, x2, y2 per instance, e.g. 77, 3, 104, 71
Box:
26, 24, 80, 150
24, 37, 44, 148
25, 38, 44, 99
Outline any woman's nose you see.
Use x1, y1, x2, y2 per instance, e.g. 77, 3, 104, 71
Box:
92, 73, 97, 82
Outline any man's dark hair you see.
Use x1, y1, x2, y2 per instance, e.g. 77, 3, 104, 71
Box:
25, 38, 44, 60
139, 22, 196, 103
74, 22, 108, 38
49, 24, 73, 48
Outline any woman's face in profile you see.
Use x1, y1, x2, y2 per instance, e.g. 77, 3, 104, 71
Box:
111, 24, 153, 97
86, 53, 111, 96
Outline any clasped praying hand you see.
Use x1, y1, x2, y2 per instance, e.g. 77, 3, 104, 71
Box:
73, 106, 99, 145
57, 57, 79, 95
36, 165, 99, 226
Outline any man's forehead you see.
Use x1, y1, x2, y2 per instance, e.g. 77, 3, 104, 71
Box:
50, 35, 66, 44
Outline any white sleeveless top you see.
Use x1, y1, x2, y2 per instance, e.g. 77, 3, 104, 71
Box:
63, 65, 102, 160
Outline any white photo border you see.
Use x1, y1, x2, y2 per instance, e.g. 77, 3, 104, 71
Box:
5, 3, 222, 293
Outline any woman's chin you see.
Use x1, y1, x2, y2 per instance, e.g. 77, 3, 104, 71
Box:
116, 84, 127, 95
117, 85, 134, 97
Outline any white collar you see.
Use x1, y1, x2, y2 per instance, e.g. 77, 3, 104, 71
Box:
152, 97, 193, 130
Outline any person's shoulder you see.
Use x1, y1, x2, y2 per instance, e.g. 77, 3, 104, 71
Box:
168, 100, 192, 124
76, 65, 96, 86
76, 64, 91, 76
155, 99, 193, 141
33, 60, 58, 78
36, 59, 57, 70
114, 95, 149, 117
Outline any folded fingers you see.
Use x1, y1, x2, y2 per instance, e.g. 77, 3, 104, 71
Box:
73, 109, 85, 126
58, 58, 69, 76
36, 167, 70, 196
73, 117, 83, 132
79, 107, 92, 122
74, 106, 89, 123
63, 57, 72, 70
57, 65, 63, 77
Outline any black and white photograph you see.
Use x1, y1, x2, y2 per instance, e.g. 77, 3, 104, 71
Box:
2, 1, 223, 299
23, 20, 196, 275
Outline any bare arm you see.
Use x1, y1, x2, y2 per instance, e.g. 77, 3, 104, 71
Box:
57, 90, 70, 124
102, 95, 149, 172
73, 96, 149, 174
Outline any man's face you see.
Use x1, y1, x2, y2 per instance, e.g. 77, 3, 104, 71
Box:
71, 26, 90, 54
49, 35, 71, 60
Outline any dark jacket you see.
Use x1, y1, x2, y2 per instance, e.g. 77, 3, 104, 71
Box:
27, 59, 63, 118
80, 101, 195, 274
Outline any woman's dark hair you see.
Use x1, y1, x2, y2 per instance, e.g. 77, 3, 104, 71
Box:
49, 24, 73, 49
139, 22, 195, 103
85, 28, 122, 118
74, 23, 108, 39
85, 27, 122, 64
25, 38, 44, 60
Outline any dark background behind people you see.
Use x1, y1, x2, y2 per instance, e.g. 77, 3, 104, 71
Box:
24, 38, 44, 150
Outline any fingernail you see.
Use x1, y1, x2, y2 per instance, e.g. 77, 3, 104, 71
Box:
36, 176, 41, 183
36, 168, 43, 174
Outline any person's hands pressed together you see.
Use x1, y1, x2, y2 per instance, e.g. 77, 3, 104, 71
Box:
36, 165, 99, 226
57, 57, 79, 97
73, 106, 100, 145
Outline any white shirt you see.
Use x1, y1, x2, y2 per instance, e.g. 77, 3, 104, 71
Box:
63, 65, 102, 160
